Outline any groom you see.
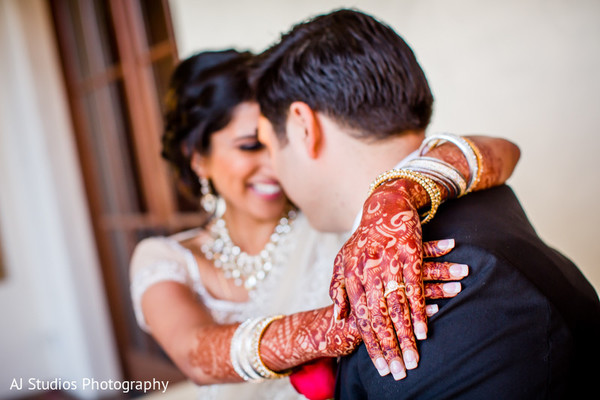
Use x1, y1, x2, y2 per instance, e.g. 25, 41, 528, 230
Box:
253, 8, 600, 399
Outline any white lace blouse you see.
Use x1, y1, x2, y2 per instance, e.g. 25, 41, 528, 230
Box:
129, 213, 348, 400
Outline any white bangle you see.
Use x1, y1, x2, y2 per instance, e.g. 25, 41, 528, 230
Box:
404, 157, 467, 198
230, 316, 290, 382
248, 315, 291, 379
419, 133, 479, 194
230, 318, 263, 382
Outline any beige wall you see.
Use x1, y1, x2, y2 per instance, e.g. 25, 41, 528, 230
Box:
169, 0, 600, 292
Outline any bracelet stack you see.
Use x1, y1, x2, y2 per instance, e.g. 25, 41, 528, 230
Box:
404, 157, 467, 199
369, 169, 442, 225
418, 133, 483, 195
230, 315, 291, 382
367, 133, 484, 225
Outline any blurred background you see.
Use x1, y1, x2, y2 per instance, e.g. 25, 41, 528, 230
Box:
0, 0, 598, 398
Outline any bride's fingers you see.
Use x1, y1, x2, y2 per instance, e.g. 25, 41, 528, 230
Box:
424, 282, 462, 299
423, 262, 469, 280
425, 304, 439, 317
367, 284, 405, 379
330, 252, 350, 320
386, 287, 419, 375
353, 287, 391, 378
422, 239, 455, 258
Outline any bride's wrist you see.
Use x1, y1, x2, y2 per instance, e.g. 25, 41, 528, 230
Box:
259, 312, 314, 372
368, 176, 442, 224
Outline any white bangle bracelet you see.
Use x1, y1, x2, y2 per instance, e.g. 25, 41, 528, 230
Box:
249, 315, 291, 379
418, 133, 479, 193
404, 157, 467, 198
230, 319, 254, 381
231, 318, 264, 382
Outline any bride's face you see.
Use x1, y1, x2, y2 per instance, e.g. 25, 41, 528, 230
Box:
196, 102, 287, 223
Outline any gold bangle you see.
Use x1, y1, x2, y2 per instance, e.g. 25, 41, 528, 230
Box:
462, 137, 483, 193
369, 169, 442, 225
249, 315, 291, 379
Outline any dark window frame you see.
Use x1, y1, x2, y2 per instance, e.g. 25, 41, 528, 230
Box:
49, 0, 201, 381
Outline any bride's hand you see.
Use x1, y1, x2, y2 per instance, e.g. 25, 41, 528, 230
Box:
260, 248, 467, 375
259, 305, 361, 372
329, 179, 466, 380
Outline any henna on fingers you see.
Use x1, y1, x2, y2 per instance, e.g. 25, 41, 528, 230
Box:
422, 238, 455, 258
330, 186, 427, 379
423, 261, 469, 281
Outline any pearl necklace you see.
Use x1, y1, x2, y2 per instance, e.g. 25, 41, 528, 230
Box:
200, 210, 297, 290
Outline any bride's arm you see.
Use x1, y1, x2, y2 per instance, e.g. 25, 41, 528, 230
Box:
329, 135, 520, 379
140, 282, 241, 384
138, 243, 467, 384
424, 135, 520, 194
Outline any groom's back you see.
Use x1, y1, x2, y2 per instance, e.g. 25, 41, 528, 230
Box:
336, 185, 600, 399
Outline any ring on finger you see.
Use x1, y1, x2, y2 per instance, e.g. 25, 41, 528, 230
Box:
383, 280, 406, 298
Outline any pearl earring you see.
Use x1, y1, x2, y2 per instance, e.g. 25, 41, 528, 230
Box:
200, 177, 217, 214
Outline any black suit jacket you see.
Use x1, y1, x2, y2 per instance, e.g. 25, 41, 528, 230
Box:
336, 186, 600, 399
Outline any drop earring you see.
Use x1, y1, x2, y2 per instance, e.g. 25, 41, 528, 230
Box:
200, 177, 217, 214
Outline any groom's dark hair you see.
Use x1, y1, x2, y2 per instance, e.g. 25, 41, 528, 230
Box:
252, 8, 434, 142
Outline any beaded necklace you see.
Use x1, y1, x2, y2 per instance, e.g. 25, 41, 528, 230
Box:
200, 210, 297, 290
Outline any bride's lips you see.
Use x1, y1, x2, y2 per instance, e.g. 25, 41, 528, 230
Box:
248, 181, 283, 200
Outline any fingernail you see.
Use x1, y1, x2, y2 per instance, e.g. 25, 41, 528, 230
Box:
437, 239, 455, 250
390, 360, 406, 380
375, 357, 390, 376
414, 322, 427, 340
426, 304, 439, 317
443, 282, 462, 295
403, 351, 417, 370
450, 263, 469, 278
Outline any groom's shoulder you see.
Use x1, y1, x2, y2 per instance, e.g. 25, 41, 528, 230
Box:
426, 184, 533, 244
336, 186, 600, 399
425, 185, 600, 391
426, 184, 598, 313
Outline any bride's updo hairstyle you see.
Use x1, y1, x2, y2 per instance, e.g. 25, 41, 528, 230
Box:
162, 50, 254, 197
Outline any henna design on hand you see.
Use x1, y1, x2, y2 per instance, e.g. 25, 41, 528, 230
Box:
259, 306, 361, 372
330, 180, 428, 379
328, 136, 517, 380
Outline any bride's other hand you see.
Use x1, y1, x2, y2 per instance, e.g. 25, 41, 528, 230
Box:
328, 180, 462, 380
259, 305, 361, 372
259, 237, 468, 376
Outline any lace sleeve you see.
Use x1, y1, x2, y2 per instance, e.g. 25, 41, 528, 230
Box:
129, 238, 192, 332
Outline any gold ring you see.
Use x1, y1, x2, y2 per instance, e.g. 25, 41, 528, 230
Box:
383, 281, 406, 298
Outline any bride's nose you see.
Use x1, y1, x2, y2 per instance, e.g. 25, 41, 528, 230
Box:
257, 147, 276, 173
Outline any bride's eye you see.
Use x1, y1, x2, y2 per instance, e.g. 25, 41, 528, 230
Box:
239, 140, 264, 152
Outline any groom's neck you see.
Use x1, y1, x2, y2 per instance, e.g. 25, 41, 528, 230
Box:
332, 129, 425, 231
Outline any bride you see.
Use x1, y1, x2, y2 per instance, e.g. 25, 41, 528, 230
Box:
130, 50, 519, 399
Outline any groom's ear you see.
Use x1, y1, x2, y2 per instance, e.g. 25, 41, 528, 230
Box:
288, 101, 322, 159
